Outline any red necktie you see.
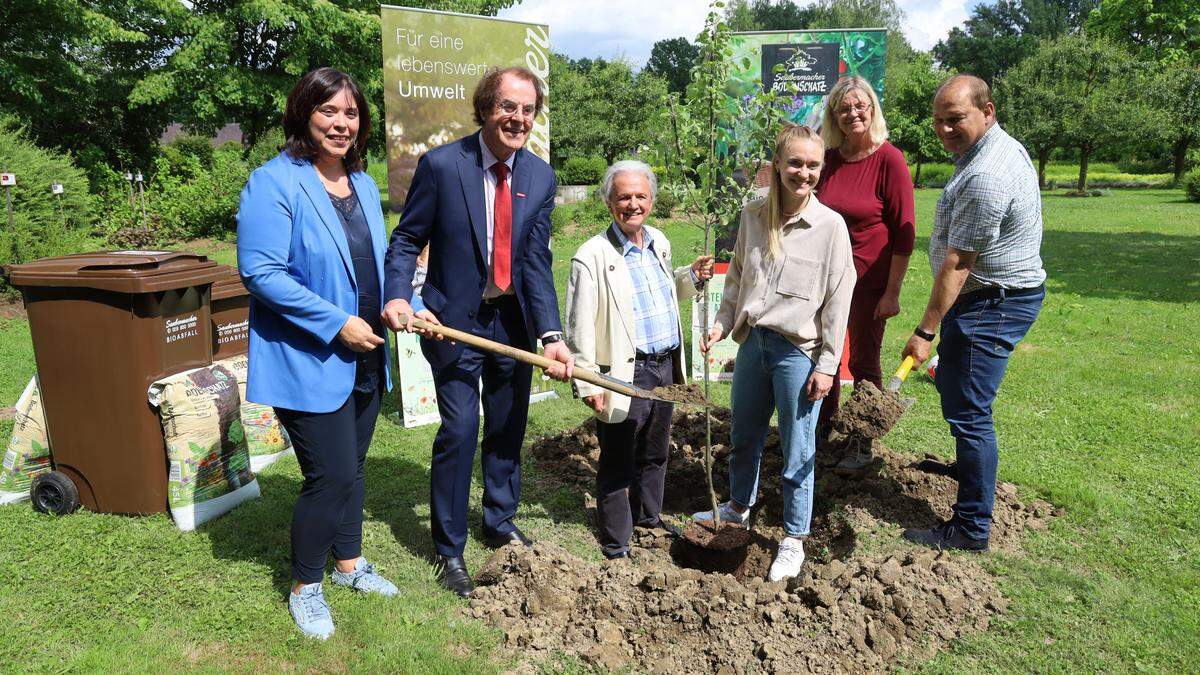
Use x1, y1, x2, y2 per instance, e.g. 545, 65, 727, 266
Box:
491, 162, 512, 292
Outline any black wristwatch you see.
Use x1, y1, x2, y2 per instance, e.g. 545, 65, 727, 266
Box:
541, 333, 564, 347
913, 327, 936, 342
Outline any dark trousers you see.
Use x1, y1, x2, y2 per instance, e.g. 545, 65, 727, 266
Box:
937, 287, 1044, 539
276, 387, 381, 584
819, 285, 887, 431
429, 297, 532, 557
594, 355, 674, 557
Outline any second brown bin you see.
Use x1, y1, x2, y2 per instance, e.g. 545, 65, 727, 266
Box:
211, 267, 250, 360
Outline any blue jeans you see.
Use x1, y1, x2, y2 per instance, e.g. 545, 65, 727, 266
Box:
728, 327, 821, 538
937, 287, 1044, 540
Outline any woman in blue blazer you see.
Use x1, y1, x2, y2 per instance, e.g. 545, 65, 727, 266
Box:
236, 67, 395, 640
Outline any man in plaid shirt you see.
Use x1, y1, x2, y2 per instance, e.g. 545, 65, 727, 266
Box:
901, 75, 1046, 552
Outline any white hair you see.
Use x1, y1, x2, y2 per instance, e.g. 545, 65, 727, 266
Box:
601, 160, 657, 202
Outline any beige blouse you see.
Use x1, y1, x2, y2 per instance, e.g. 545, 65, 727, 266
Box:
713, 194, 856, 375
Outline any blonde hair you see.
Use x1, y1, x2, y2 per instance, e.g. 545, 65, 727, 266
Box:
761, 124, 824, 260
820, 76, 888, 149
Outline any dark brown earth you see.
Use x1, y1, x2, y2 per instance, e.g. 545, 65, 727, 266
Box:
833, 379, 909, 439
652, 383, 711, 406
471, 407, 1061, 673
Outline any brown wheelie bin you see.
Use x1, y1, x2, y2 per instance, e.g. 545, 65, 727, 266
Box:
5, 251, 228, 515
210, 266, 250, 359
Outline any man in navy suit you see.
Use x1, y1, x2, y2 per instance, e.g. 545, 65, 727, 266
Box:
382, 67, 574, 598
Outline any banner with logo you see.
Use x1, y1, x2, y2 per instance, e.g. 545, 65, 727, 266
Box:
381, 5, 550, 210
727, 29, 887, 136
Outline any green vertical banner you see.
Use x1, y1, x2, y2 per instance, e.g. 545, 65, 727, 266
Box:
727, 29, 887, 133
381, 5, 551, 211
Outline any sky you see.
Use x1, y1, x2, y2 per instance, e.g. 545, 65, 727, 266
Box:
497, 0, 982, 67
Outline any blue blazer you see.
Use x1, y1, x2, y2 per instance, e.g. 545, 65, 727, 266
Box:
384, 133, 561, 370
236, 152, 392, 413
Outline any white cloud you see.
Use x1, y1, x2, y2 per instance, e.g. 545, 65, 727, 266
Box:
498, 0, 979, 65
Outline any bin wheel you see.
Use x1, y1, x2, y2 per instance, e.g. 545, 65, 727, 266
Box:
30, 471, 80, 515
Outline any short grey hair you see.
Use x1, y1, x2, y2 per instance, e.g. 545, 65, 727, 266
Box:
601, 160, 658, 203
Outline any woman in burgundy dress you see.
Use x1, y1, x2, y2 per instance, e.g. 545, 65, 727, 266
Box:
815, 76, 916, 471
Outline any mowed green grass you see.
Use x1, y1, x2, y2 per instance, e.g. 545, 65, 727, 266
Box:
0, 189, 1196, 672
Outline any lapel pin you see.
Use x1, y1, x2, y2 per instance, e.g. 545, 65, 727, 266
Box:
516, 192, 526, 198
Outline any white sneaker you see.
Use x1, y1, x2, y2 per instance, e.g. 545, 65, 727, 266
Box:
691, 500, 750, 526
768, 537, 806, 581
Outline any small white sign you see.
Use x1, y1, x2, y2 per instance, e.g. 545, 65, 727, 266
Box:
124, 172, 133, 181
0, 173, 15, 187
51, 182, 64, 195
135, 172, 144, 183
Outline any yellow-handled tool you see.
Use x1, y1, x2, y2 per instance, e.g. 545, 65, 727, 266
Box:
886, 355, 916, 393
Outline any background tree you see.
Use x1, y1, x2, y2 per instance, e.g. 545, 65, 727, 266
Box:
996, 54, 1065, 189
724, 0, 820, 30
1152, 63, 1200, 181
885, 52, 949, 185
1085, 0, 1200, 66
645, 38, 700, 97
932, 0, 1097, 85
547, 56, 668, 165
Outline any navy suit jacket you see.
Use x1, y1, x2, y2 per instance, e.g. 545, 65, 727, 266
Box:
384, 133, 561, 369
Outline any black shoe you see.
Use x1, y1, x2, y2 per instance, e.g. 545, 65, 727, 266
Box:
483, 526, 532, 548
603, 550, 630, 560
653, 520, 683, 540
434, 555, 475, 598
902, 520, 988, 552
915, 457, 959, 480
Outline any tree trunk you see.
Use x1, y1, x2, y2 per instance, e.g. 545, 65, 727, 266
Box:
1077, 145, 1091, 193
1174, 136, 1191, 183
1037, 148, 1049, 191
914, 160, 923, 187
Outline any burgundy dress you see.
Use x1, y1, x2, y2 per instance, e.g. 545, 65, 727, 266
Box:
815, 141, 915, 429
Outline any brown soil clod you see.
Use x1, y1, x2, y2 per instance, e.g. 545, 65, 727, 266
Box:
672, 519, 755, 575
651, 383, 712, 406
495, 407, 1062, 673
833, 379, 910, 439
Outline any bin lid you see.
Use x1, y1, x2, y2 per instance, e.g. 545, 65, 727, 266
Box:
211, 266, 248, 301
5, 250, 229, 293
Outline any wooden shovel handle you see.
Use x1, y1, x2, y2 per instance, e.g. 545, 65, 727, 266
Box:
406, 317, 641, 398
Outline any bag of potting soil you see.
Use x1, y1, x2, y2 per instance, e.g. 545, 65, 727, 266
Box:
148, 364, 260, 531
0, 377, 52, 505
215, 354, 293, 472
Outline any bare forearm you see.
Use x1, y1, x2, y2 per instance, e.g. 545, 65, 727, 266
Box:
883, 253, 910, 298
919, 249, 977, 333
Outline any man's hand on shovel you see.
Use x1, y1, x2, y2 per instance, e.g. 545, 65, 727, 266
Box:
542, 340, 575, 382
381, 298, 449, 341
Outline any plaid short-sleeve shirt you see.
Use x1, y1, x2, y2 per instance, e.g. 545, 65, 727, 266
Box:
930, 124, 1046, 293
612, 223, 681, 355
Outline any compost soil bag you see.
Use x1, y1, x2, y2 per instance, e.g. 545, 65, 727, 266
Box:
148, 364, 260, 530
215, 354, 293, 471
0, 377, 52, 505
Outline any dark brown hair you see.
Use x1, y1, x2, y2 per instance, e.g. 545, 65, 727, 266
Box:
471, 66, 545, 126
283, 67, 370, 172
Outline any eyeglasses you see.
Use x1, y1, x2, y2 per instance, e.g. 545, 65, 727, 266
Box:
497, 100, 538, 119
837, 103, 873, 117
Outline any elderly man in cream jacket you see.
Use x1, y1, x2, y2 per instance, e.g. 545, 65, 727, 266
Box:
565, 160, 713, 559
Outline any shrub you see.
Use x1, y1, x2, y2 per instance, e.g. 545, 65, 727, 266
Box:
161, 134, 215, 178
1184, 168, 1200, 203
559, 156, 607, 185
0, 116, 99, 286
911, 162, 955, 187
653, 190, 677, 219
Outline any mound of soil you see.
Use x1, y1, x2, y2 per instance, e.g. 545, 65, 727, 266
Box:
833, 379, 908, 439
652, 383, 711, 406
482, 407, 1061, 672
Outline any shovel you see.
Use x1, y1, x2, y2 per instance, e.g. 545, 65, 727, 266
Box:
405, 317, 710, 407
833, 355, 918, 439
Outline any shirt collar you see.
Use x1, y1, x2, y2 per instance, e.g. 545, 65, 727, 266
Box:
478, 131, 515, 174
955, 122, 1001, 167
610, 222, 655, 255
779, 194, 821, 230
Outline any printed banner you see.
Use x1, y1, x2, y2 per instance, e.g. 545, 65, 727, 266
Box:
691, 273, 738, 381
727, 30, 887, 140
381, 5, 550, 210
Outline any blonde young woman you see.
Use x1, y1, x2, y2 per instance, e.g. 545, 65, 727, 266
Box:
694, 124, 855, 581
815, 77, 915, 470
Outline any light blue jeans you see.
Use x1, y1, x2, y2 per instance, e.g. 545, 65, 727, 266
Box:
728, 327, 821, 538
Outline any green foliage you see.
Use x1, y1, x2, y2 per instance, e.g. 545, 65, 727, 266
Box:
1151, 63, 1200, 181
910, 162, 956, 187
1086, 0, 1200, 66
886, 52, 950, 182
653, 190, 678, 218
1184, 168, 1200, 202
557, 156, 607, 186
160, 135, 215, 180
548, 55, 670, 165
932, 0, 1098, 85
0, 117, 99, 285
646, 38, 700, 97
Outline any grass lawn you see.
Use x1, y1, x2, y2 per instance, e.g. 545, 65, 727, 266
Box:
0, 188, 1196, 672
